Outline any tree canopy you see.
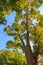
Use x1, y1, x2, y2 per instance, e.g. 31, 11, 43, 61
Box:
0, 50, 26, 65
0, 0, 43, 65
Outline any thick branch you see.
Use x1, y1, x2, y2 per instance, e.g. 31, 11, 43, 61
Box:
25, 8, 30, 46
33, 46, 40, 65
25, 3, 33, 53
26, 22, 30, 46
18, 33, 25, 50
33, 46, 40, 58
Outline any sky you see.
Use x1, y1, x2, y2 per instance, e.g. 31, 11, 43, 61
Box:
0, 5, 43, 50
0, 11, 16, 49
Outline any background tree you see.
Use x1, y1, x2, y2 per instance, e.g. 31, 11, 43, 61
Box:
0, 0, 43, 65
0, 50, 26, 65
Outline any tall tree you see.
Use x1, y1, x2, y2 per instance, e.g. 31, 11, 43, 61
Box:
0, 0, 43, 65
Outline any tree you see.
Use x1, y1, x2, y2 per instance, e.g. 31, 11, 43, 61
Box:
0, 50, 26, 65
0, 0, 43, 65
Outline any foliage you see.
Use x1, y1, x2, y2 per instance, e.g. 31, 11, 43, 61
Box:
0, 0, 43, 24
3, 3, 43, 54
0, 0, 43, 65
0, 50, 26, 65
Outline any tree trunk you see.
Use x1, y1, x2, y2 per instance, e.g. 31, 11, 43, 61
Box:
25, 45, 38, 65
25, 50, 38, 65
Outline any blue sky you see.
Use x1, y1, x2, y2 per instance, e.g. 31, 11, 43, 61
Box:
0, 11, 16, 49
0, 5, 43, 50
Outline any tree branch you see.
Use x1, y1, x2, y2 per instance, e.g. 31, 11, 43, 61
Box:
34, 26, 37, 44
33, 46, 40, 58
25, 5, 30, 46
26, 20, 30, 46
18, 33, 25, 50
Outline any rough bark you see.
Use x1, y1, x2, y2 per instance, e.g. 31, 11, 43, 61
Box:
25, 44, 38, 65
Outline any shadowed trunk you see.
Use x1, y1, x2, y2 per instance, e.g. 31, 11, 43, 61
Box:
24, 44, 40, 65
25, 45, 38, 65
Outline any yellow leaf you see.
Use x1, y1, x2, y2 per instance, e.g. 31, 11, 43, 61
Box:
7, 8, 12, 14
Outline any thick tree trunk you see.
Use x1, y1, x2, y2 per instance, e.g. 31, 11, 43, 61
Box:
25, 50, 38, 65
24, 45, 38, 65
